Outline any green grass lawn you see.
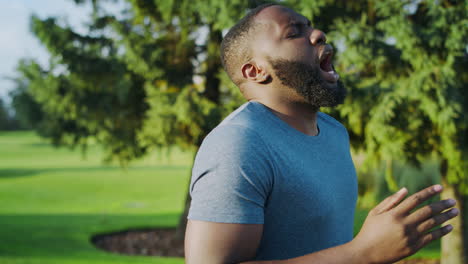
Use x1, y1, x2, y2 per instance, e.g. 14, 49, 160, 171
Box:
0, 131, 192, 264
0, 131, 440, 263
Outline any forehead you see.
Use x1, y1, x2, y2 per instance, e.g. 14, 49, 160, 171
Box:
255, 5, 309, 29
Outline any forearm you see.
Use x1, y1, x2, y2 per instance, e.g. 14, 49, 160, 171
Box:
240, 240, 371, 264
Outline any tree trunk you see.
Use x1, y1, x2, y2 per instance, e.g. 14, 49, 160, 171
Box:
440, 160, 466, 264
175, 26, 222, 242
175, 184, 192, 241
203, 26, 222, 104
175, 147, 199, 242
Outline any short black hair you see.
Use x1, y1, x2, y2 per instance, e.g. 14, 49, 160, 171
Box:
220, 3, 277, 87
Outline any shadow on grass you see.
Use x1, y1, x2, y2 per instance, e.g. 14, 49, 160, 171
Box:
0, 169, 45, 178
0, 165, 190, 179
0, 213, 182, 260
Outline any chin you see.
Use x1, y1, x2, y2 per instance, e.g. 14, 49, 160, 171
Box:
310, 79, 347, 108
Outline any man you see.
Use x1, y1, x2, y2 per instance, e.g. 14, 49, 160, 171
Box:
184, 3, 459, 264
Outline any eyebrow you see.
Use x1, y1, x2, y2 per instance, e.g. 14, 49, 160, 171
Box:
287, 18, 312, 28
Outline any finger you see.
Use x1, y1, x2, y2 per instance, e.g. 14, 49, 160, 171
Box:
372, 187, 408, 215
408, 199, 456, 224
416, 208, 459, 234
396, 185, 443, 215
417, 224, 453, 250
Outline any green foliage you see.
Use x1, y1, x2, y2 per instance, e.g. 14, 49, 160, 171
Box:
0, 98, 10, 130
0, 97, 24, 131
15, 0, 265, 164
139, 85, 221, 151
9, 78, 44, 130
327, 0, 468, 194
18, 13, 149, 163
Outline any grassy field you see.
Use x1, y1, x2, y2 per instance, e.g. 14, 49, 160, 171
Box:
0, 131, 440, 263
0, 131, 192, 264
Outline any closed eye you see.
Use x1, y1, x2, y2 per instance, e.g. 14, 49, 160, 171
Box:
286, 32, 299, 38
286, 24, 305, 38
285, 20, 311, 39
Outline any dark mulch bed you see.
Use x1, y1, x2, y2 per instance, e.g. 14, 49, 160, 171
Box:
91, 228, 184, 257
91, 228, 439, 264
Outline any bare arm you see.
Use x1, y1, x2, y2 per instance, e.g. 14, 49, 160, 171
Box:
185, 185, 458, 264
185, 220, 263, 264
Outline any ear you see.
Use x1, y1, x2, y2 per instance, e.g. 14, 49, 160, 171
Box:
241, 62, 270, 83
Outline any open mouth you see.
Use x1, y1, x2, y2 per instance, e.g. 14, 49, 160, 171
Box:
319, 49, 339, 83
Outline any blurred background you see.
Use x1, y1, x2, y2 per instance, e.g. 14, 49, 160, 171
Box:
0, 0, 466, 264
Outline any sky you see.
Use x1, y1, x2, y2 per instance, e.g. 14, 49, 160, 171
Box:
0, 0, 93, 103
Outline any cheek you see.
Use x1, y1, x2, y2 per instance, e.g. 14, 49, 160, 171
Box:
278, 41, 316, 63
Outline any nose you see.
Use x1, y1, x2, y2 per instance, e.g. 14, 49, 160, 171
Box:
309, 29, 327, 46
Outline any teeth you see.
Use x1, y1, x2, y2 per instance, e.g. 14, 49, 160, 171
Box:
328, 70, 340, 81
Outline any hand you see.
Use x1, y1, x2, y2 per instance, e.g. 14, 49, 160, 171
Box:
352, 185, 459, 264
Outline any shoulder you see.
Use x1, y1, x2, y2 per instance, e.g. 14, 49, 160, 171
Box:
192, 106, 275, 182
198, 123, 267, 161
200, 102, 272, 153
219, 101, 271, 129
318, 112, 348, 135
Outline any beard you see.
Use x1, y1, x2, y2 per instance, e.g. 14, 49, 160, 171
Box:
268, 58, 346, 108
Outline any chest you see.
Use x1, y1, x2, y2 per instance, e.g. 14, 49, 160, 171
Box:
266, 138, 358, 217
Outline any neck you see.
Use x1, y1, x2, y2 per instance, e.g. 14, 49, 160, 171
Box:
251, 98, 319, 136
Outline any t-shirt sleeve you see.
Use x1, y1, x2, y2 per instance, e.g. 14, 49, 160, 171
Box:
187, 124, 274, 224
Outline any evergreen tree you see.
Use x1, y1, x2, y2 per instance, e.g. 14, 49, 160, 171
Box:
326, 1, 468, 262
0, 98, 11, 130
18, 12, 148, 161
9, 74, 44, 130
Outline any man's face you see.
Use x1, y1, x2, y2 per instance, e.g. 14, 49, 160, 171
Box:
252, 5, 346, 107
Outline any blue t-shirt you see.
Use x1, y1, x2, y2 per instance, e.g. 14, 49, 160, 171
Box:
188, 101, 358, 260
